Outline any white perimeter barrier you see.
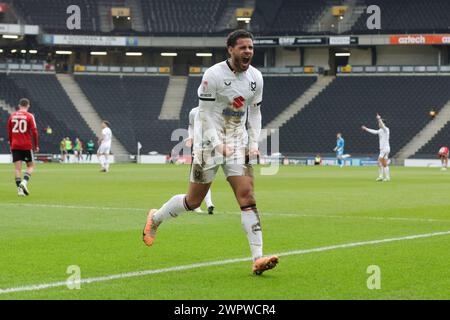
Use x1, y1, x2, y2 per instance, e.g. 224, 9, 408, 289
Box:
0, 154, 11, 163
404, 159, 441, 167
138, 155, 167, 164
0, 154, 115, 164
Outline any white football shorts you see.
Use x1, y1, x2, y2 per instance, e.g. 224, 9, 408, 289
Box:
190, 148, 253, 184
379, 149, 390, 160
97, 143, 111, 155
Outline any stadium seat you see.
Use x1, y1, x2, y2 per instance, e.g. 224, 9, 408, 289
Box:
279, 76, 450, 156
351, 0, 450, 34
415, 121, 450, 158
0, 108, 11, 153
12, 0, 99, 33
0, 73, 96, 153
74, 74, 172, 154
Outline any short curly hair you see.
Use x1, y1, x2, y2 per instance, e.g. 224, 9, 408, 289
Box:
226, 29, 254, 48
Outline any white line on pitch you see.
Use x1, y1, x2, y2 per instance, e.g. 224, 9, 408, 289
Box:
1, 202, 450, 223
0, 202, 144, 212
1, 230, 449, 295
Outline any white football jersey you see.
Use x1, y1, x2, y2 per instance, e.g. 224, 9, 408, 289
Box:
102, 127, 112, 146
376, 127, 390, 151
188, 106, 199, 140
196, 60, 263, 151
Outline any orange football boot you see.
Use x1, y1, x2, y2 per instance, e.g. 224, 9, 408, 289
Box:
142, 209, 160, 247
252, 256, 279, 275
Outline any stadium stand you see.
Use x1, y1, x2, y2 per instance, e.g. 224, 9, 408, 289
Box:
11, 0, 99, 33
9, 73, 95, 141
351, 0, 450, 34
250, 0, 343, 35
141, 0, 227, 35
5, 0, 449, 35
0, 73, 96, 153
262, 76, 317, 127
415, 122, 450, 158
0, 108, 11, 153
280, 76, 450, 156
179, 76, 202, 125
74, 74, 171, 154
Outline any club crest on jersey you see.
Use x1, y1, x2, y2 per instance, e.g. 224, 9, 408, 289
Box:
250, 81, 256, 92
232, 96, 245, 109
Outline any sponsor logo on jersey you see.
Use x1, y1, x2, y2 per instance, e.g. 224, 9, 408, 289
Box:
250, 81, 256, 92
222, 109, 246, 117
232, 96, 245, 109
224, 81, 231, 86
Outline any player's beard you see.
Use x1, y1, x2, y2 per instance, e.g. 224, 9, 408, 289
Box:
233, 54, 252, 72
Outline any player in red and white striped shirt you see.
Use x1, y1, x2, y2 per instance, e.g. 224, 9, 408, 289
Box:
7, 98, 39, 196
438, 146, 449, 171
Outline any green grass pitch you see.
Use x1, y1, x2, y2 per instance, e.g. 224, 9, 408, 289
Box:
0, 164, 449, 299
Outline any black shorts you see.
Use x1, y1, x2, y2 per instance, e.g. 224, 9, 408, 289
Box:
12, 150, 34, 163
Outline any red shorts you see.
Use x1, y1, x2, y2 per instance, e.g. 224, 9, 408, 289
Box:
438, 147, 449, 158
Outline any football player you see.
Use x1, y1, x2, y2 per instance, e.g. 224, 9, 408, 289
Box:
7, 98, 39, 196
334, 132, 345, 167
362, 114, 391, 181
97, 121, 112, 172
143, 30, 278, 275
438, 146, 448, 171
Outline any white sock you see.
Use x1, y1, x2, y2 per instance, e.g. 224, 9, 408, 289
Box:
241, 207, 263, 260
98, 155, 104, 168
378, 165, 383, 178
204, 189, 213, 208
105, 157, 110, 170
153, 194, 189, 223
384, 166, 390, 179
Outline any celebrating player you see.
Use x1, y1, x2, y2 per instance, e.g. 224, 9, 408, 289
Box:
143, 30, 279, 275
362, 113, 391, 182
97, 121, 112, 172
7, 98, 39, 196
185, 106, 215, 214
334, 132, 345, 167
438, 146, 448, 171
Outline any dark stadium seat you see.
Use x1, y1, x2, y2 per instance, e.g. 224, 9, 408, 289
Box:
262, 76, 317, 127
351, 0, 450, 34
0, 108, 11, 153
251, 0, 342, 35
415, 122, 450, 158
0, 73, 96, 153
141, 0, 227, 35
74, 74, 172, 154
280, 76, 450, 156
12, 0, 99, 33
179, 76, 202, 125
8, 0, 448, 35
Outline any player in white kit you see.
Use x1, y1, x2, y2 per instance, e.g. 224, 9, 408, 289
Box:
97, 120, 112, 172
143, 30, 278, 275
362, 114, 391, 181
186, 106, 215, 214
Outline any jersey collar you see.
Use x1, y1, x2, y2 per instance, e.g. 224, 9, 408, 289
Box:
226, 59, 236, 74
